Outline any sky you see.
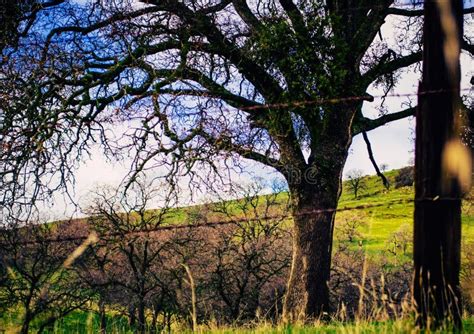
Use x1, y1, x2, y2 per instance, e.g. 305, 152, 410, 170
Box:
41, 6, 474, 220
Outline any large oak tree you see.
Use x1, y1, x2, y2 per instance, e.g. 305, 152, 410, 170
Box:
1, 0, 473, 321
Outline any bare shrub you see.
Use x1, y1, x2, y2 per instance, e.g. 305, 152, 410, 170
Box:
330, 216, 412, 320
386, 224, 412, 256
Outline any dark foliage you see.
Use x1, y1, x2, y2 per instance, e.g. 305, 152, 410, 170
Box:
394, 167, 414, 188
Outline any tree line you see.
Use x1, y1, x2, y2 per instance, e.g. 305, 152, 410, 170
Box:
0, 178, 427, 333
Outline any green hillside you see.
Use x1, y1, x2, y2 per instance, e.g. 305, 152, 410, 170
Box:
336, 169, 473, 254
175, 167, 473, 255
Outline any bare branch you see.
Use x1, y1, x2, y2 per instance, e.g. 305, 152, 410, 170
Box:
362, 52, 422, 87
354, 106, 416, 135
362, 131, 390, 189
197, 0, 233, 14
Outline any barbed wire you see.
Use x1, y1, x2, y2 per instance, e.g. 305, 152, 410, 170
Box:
200, 88, 473, 112
4, 195, 473, 246
112, 87, 473, 117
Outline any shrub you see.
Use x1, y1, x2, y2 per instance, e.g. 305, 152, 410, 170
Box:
394, 166, 414, 188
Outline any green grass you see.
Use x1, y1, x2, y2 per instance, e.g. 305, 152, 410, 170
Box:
23, 312, 474, 334
200, 318, 474, 333
335, 169, 473, 253
5, 310, 470, 334
0, 310, 135, 334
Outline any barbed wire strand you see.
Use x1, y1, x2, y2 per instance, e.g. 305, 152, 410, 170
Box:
171, 88, 473, 112
4, 196, 473, 246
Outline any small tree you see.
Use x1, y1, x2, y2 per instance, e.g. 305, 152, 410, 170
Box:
379, 163, 389, 173
83, 181, 180, 334
346, 169, 367, 199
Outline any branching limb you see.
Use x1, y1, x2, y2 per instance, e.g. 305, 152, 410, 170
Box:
278, 0, 312, 46
232, 0, 263, 32
362, 52, 422, 87
199, 130, 282, 172
197, 0, 233, 15
353, 106, 416, 135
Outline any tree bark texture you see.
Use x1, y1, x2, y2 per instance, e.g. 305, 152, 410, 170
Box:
414, 0, 464, 328
283, 133, 351, 321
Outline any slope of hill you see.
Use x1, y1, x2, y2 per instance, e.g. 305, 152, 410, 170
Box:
42, 167, 473, 260
60, 167, 473, 254
336, 169, 474, 253
170, 167, 474, 255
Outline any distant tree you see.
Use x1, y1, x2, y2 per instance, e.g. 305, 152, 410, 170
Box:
335, 213, 367, 244
346, 169, 367, 199
394, 166, 414, 188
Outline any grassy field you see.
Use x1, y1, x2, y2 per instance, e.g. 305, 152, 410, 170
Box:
6, 311, 473, 333
1, 168, 473, 333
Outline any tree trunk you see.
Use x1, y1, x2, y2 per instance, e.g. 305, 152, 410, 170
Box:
166, 312, 172, 334
128, 304, 136, 327
99, 298, 107, 334
283, 157, 347, 321
20, 309, 32, 334
414, 0, 464, 328
20, 320, 30, 334
150, 307, 161, 334
37, 317, 57, 334
137, 301, 146, 334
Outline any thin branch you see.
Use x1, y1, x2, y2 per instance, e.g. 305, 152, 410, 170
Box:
362, 131, 390, 189
199, 131, 282, 172
157, 88, 260, 111
197, 0, 232, 14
